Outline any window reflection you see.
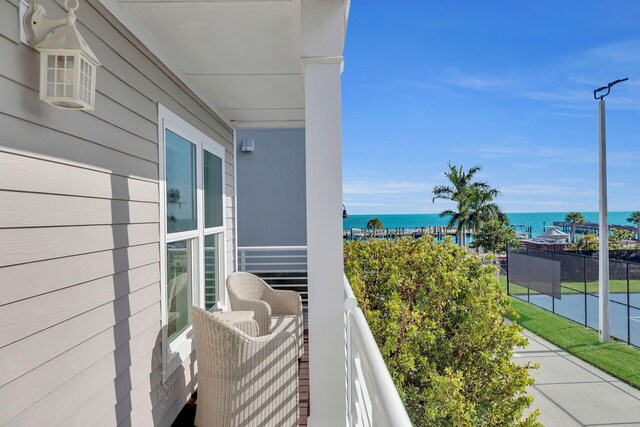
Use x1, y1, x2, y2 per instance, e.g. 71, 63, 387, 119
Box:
166, 130, 197, 233
167, 240, 191, 341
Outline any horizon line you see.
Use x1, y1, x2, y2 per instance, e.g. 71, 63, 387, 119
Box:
345, 210, 636, 216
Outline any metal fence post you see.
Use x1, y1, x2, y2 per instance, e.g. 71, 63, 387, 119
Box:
584, 256, 588, 327
526, 247, 531, 302
506, 244, 510, 295
628, 261, 631, 345
551, 251, 556, 314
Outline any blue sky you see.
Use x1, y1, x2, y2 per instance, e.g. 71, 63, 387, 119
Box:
342, 1, 640, 215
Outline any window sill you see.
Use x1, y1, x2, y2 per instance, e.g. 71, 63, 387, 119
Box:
163, 326, 195, 383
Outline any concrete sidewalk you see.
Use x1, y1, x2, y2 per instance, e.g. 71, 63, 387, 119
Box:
515, 329, 640, 426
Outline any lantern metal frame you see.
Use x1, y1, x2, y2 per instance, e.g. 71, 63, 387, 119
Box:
23, 0, 101, 110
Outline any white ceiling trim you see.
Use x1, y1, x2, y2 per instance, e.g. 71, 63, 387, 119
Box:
222, 108, 305, 122
233, 120, 305, 129
96, 0, 235, 129
118, 0, 292, 7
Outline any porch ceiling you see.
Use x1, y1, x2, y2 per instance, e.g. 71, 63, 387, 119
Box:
117, 0, 305, 128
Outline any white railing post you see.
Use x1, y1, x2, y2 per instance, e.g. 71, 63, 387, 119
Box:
343, 275, 412, 427
239, 249, 246, 271
344, 274, 358, 426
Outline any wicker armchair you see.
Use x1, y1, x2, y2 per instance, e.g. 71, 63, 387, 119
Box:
226, 272, 304, 358
190, 306, 299, 427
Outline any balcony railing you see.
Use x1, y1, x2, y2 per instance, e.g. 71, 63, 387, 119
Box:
237, 245, 411, 425
344, 275, 413, 427
237, 246, 308, 306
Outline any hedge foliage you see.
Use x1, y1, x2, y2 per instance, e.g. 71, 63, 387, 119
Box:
470, 219, 521, 254
344, 237, 540, 426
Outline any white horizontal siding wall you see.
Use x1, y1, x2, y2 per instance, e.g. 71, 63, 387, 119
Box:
0, 0, 236, 425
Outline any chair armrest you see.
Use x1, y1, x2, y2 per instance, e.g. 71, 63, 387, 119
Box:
228, 298, 271, 336
263, 289, 303, 316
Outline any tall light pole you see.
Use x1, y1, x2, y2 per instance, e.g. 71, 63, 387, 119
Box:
593, 77, 628, 343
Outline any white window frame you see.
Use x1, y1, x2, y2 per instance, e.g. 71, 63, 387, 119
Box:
158, 104, 227, 382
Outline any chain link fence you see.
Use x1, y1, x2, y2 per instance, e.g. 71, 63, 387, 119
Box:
506, 246, 640, 347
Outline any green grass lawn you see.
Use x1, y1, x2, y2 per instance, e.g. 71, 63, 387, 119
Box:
505, 296, 640, 389
498, 276, 640, 295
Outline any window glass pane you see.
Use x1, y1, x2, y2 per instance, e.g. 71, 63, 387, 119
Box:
167, 240, 192, 341
204, 233, 220, 310
166, 129, 197, 233
204, 150, 223, 228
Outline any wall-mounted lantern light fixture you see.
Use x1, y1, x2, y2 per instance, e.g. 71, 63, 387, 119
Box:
342, 204, 348, 219
24, 0, 101, 110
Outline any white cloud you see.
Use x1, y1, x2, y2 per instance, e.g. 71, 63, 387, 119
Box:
520, 89, 589, 103
445, 76, 512, 90
579, 40, 640, 66
500, 184, 597, 198
391, 69, 513, 95
499, 200, 572, 209
476, 143, 598, 165
343, 180, 432, 195
609, 182, 627, 188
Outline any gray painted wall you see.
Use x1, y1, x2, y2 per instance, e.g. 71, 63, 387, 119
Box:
0, 0, 235, 425
237, 129, 307, 246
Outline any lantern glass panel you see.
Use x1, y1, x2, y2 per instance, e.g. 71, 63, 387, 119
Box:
79, 57, 93, 105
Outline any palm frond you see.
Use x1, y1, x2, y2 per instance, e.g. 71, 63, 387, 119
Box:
432, 185, 454, 202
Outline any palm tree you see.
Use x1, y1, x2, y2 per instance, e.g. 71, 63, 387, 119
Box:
467, 186, 507, 231
167, 187, 183, 224
432, 163, 502, 246
565, 212, 585, 243
366, 217, 383, 230
628, 211, 640, 241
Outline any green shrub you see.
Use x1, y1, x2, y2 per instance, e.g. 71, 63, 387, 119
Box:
344, 237, 540, 426
470, 219, 521, 254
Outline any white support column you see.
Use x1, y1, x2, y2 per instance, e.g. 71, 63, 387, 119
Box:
303, 56, 346, 427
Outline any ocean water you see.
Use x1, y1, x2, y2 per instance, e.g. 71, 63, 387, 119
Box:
343, 212, 635, 238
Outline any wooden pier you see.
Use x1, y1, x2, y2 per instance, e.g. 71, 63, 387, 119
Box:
553, 221, 638, 238
343, 226, 472, 242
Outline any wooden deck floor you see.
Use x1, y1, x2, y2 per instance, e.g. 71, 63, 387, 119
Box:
172, 330, 310, 426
